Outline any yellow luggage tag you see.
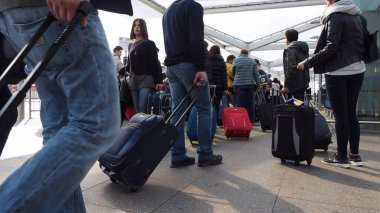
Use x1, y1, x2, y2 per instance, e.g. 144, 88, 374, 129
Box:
293, 99, 304, 106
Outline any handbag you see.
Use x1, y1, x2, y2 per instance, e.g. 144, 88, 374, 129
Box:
91, 0, 133, 16
361, 16, 379, 63
0, 34, 27, 85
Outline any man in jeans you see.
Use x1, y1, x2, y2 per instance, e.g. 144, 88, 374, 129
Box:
0, 0, 120, 211
163, 0, 222, 168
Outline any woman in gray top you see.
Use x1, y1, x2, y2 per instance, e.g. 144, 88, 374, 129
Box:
127, 18, 163, 113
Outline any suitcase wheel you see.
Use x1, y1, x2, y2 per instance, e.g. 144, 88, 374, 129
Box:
324, 147, 328, 152
110, 177, 117, 183
130, 187, 138, 192
307, 158, 312, 166
294, 161, 300, 166
281, 158, 285, 164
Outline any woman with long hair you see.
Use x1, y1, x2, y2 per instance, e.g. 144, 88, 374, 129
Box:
128, 18, 163, 113
298, 0, 365, 168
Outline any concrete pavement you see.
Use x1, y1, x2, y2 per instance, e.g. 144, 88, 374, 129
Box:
1, 118, 380, 212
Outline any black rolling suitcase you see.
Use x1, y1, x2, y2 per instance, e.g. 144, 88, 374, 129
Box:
272, 102, 315, 165
146, 90, 172, 119
99, 85, 201, 192
256, 88, 273, 132
0, 2, 93, 155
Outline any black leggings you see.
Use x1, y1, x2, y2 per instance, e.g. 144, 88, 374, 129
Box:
325, 73, 364, 157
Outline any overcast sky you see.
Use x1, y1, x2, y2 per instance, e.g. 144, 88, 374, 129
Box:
99, 0, 326, 71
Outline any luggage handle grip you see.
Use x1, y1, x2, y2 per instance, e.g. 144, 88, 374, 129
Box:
0, 2, 94, 121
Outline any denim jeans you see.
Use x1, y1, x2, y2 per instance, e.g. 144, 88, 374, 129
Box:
0, 86, 18, 156
131, 88, 153, 113
0, 6, 120, 212
235, 85, 257, 123
325, 73, 364, 157
166, 62, 213, 161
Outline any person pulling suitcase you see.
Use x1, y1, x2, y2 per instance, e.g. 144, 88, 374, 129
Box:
0, 1, 132, 211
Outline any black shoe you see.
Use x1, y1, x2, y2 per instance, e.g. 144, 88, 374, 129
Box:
198, 154, 223, 167
170, 156, 195, 168
349, 153, 364, 167
321, 153, 350, 169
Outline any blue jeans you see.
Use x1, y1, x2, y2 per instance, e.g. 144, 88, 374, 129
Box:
325, 73, 364, 157
0, 86, 18, 156
235, 85, 257, 123
131, 88, 153, 113
166, 62, 213, 161
0, 7, 120, 212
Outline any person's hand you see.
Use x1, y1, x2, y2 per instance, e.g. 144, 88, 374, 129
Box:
193, 71, 208, 86
282, 87, 289, 94
223, 90, 229, 95
46, 0, 89, 27
297, 59, 307, 71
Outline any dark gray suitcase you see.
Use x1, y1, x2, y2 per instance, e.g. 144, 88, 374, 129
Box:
314, 109, 332, 151
146, 91, 172, 119
99, 85, 201, 192
272, 104, 315, 165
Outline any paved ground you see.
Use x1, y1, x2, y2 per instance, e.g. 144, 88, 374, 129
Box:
1, 118, 380, 213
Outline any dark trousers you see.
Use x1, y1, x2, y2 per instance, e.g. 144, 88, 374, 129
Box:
235, 85, 257, 123
325, 73, 364, 157
0, 86, 18, 156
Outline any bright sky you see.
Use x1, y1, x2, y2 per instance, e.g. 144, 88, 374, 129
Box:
99, 1, 326, 71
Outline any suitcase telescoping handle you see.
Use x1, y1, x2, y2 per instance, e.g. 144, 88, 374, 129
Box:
165, 81, 206, 127
0, 2, 94, 121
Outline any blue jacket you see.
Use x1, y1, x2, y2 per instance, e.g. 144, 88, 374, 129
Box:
232, 54, 259, 87
162, 0, 205, 71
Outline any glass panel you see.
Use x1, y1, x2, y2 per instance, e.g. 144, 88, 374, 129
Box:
357, 11, 380, 123
353, 0, 380, 11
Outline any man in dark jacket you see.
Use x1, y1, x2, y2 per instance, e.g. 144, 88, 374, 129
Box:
282, 29, 310, 101
163, 0, 222, 168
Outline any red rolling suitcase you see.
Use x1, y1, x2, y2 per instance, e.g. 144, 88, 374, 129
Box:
222, 107, 252, 139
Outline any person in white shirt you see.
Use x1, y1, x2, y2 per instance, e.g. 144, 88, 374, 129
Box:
113, 46, 124, 75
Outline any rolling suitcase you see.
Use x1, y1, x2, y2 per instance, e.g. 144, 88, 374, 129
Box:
186, 105, 217, 144
98, 85, 202, 192
257, 89, 283, 132
0, 2, 93, 156
272, 103, 315, 165
257, 103, 274, 132
186, 85, 217, 144
222, 107, 252, 139
146, 90, 172, 119
314, 109, 332, 151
